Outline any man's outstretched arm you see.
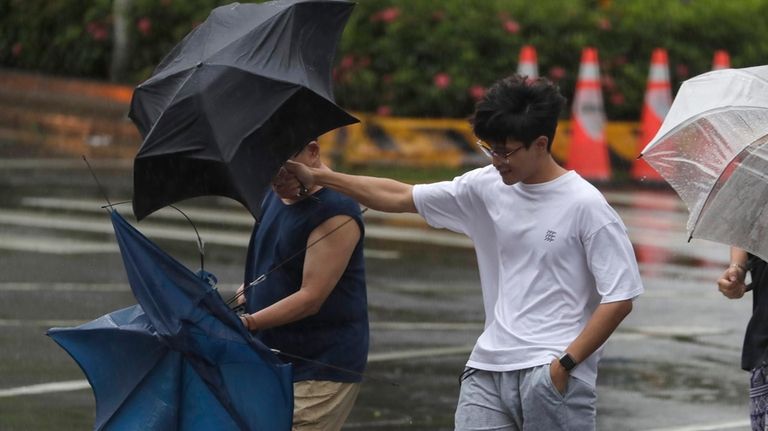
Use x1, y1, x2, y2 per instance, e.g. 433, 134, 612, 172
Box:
285, 161, 417, 213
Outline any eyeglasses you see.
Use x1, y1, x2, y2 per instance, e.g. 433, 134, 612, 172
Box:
476, 140, 524, 160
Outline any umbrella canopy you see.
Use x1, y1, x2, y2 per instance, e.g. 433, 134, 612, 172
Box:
129, 0, 358, 221
640, 65, 768, 260
48, 211, 293, 430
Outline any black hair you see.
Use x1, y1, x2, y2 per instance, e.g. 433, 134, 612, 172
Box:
470, 75, 566, 151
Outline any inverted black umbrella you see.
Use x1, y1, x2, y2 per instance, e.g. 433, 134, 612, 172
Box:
129, 0, 358, 221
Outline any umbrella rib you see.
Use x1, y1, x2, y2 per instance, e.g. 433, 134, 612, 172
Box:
687, 133, 768, 239
138, 69, 199, 151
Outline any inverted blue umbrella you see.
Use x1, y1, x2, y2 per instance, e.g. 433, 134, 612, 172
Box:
48, 211, 293, 430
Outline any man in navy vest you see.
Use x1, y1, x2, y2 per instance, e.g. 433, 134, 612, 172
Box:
237, 140, 368, 431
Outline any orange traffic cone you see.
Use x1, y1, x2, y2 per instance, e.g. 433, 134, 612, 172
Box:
517, 45, 538, 78
712, 50, 731, 70
566, 47, 610, 181
632, 48, 671, 182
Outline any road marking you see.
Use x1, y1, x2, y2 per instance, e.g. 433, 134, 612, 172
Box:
0, 380, 90, 398
368, 345, 474, 362
642, 419, 750, 431
0, 319, 87, 328
0, 210, 400, 258
0, 233, 117, 254
371, 322, 482, 331
0, 282, 129, 292
0, 344, 475, 398
0, 159, 131, 170
22, 197, 254, 226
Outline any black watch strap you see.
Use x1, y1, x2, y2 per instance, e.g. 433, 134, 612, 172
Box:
559, 352, 577, 371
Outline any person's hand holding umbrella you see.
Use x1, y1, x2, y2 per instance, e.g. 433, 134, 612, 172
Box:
718, 249, 749, 299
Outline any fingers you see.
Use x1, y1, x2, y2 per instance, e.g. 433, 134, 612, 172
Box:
718, 278, 746, 299
272, 166, 302, 198
284, 160, 314, 188
726, 267, 745, 282
236, 283, 246, 305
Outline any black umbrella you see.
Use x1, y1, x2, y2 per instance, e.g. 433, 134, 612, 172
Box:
129, 0, 358, 221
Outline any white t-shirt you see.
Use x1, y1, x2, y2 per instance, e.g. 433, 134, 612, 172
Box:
412, 166, 643, 387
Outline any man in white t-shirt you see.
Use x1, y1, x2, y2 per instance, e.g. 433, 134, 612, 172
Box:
284, 74, 643, 430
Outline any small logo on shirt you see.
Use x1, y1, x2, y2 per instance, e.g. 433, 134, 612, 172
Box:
544, 230, 557, 242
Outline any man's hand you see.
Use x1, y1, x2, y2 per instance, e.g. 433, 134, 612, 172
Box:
272, 166, 302, 200
235, 283, 246, 306
240, 314, 251, 330
718, 264, 747, 299
284, 160, 316, 190
549, 358, 569, 396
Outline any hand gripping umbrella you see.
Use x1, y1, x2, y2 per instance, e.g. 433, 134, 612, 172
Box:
129, 0, 358, 221
47, 211, 293, 430
639, 65, 768, 260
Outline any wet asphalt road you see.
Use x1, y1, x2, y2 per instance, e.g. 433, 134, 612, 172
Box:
0, 159, 755, 431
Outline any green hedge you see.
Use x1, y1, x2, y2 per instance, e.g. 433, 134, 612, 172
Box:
2, 0, 767, 119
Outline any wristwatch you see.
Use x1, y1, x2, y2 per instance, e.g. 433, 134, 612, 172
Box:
558, 352, 577, 371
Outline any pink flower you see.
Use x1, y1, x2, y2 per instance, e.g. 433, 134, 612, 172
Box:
548, 66, 567, 81
433, 73, 451, 89
601, 75, 615, 90
675, 63, 689, 79
137, 17, 152, 36
610, 92, 625, 105
597, 17, 611, 30
371, 7, 400, 23
469, 85, 486, 101
377, 105, 392, 116
86, 22, 109, 41
11, 42, 22, 57
503, 19, 520, 34
340, 54, 355, 69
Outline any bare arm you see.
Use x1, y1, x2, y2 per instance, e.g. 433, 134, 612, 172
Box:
284, 160, 417, 213
717, 246, 748, 299
550, 299, 633, 393
240, 215, 360, 330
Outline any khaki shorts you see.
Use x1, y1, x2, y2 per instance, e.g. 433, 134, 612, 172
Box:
293, 380, 361, 431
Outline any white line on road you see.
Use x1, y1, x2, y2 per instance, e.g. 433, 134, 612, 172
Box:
0, 344, 475, 398
371, 321, 482, 331
0, 233, 118, 254
0, 209, 407, 257
0, 282, 129, 292
368, 345, 474, 362
0, 380, 90, 398
1, 319, 86, 327
642, 419, 750, 431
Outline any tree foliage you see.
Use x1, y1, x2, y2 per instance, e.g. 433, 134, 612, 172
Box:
2, 0, 767, 119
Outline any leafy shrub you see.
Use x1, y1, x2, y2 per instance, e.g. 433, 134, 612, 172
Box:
2, 0, 767, 119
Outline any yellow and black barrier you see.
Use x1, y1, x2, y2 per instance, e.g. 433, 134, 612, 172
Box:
0, 70, 645, 180
319, 113, 642, 175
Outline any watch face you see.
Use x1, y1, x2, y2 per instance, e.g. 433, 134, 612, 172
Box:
559, 353, 576, 371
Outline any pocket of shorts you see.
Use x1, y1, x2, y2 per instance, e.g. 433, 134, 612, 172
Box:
541, 364, 567, 400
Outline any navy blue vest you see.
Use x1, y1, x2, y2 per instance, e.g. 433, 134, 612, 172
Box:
244, 188, 368, 382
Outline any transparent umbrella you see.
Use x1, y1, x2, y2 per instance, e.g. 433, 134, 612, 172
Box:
640, 65, 768, 260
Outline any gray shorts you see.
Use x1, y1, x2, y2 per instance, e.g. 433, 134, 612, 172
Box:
455, 364, 597, 431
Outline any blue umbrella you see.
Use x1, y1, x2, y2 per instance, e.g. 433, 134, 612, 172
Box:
48, 211, 293, 430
